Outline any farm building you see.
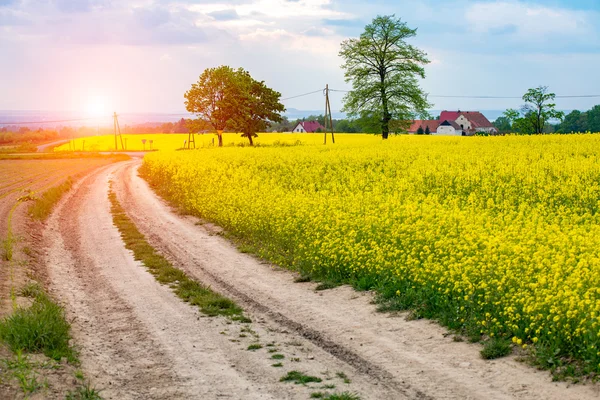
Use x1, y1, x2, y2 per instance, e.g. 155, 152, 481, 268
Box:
291, 121, 326, 133
439, 111, 498, 135
408, 110, 498, 136
408, 119, 462, 135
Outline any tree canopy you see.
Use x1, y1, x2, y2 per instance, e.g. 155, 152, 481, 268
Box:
184, 65, 284, 146
339, 15, 431, 139
229, 70, 285, 146
499, 87, 564, 134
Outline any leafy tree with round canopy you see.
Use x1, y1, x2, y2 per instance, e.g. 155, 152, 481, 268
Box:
185, 66, 284, 147
185, 66, 242, 147
229, 70, 285, 146
339, 15, 431, 139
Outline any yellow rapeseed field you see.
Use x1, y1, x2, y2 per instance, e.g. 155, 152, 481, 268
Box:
140, 134, 600, 375
54, 132, 356, 151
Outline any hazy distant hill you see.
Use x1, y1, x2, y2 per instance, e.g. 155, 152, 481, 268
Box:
0, 109, 568, 128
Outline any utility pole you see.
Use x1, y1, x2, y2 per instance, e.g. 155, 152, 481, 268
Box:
113, 112, 124, 151
187, 131, 196, 149
323, 84, 335, 144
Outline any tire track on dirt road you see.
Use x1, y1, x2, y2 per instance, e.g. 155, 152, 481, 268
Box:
44, 161, 394, 400
114, 160, 600, 400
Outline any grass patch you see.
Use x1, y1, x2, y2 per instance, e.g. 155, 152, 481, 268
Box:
19, 282, 43, 298
480, 338, 512, 360
247, 343, 262, 351
65, 382, 103, 400
28, 178, 74, 221
2, 234, 16, 261
323, 392, 361, 400
315, 280, 341, 291
21, 246, 33, 257
280, 370, 322, 385
108, 188, 249, 322
271, 362, 283, 367
1, 350, 45, 395
294, 274, 312, 283
0, 291, 77, 362
271, 353, 284, 360
336, 372, 351, 384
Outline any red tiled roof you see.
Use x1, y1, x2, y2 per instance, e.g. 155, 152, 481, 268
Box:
439, 111, 494, 129
296, 121, 325, 133
440, 120, 462, 130
408, 119, 440, 133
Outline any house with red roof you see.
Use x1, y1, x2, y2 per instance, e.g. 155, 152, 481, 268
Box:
291, 120, 326, 133
408, 119, 462, 135
408, 110, 498, 136
439, 110, 498, 135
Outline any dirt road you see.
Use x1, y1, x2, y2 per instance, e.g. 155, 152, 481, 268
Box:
44, 162, 392, 399
43, 159, 600, 399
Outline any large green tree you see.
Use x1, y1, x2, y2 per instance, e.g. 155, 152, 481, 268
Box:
520, 86, 564, 134
501, 88, 564, 134
185, 66, 243, 147
185, 66, 283, 147
339, 15, 431, 139
230, 70, 285, 146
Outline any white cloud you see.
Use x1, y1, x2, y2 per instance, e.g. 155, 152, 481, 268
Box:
240, 27, 341, 55
465, 1, 592, 38
189, 0, 350, 20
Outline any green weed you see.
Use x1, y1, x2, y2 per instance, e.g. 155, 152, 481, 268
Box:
480, 338, 512, 360
66, 382, 103, 400
280, 370, 322, 385
108, 188, 249, 322
28, 178, 73, 221
0, 291, 77, 362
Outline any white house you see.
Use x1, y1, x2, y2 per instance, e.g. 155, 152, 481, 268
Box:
439, 111, 498, 135
291, 121, 325, 133
408, 119, 462, 136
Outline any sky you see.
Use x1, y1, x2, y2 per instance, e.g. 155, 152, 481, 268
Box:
1, 0, 600, 117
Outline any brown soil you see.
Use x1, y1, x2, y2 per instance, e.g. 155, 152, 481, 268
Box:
0, 158, 123, 398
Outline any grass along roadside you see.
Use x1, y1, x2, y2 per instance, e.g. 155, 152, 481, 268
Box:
0, 283, 103, 398
28, 177, 74, 221
108, 185, 249, 322
0, 166, 106, 397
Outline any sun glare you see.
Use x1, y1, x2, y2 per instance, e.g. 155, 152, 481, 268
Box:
84, 96, 109, 119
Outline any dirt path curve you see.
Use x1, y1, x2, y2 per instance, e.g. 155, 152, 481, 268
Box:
44, 161, 394, 400
113, 160, 600, 400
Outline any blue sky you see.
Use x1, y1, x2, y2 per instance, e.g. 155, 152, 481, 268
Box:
1, 0, 599, 117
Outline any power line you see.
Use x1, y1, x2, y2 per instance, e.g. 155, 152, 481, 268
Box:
281, 89, 324, 101
329, 89, 600, 99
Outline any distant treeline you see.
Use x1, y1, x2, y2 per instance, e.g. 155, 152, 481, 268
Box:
4, 105, 600, 140
493, 105, 600, 134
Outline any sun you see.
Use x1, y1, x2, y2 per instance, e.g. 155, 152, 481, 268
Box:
84, 96, 109, 119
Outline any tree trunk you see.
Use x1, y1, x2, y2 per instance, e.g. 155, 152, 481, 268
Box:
217, 131, 223, 147
382, 112, 390, 139
248, 135, 254, 146
380, 75, 390, 139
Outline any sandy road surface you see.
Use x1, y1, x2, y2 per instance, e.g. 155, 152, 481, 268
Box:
44, 161, 393, 399
110, 159, 600, 400
36, 139, 70, 152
